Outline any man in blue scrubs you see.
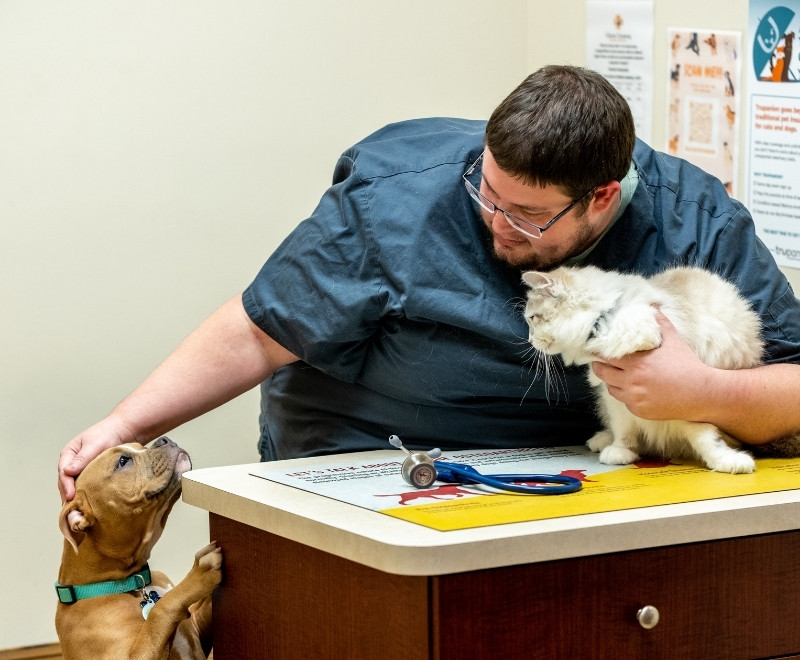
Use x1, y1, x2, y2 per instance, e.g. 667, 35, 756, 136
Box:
59, 65, 800, 500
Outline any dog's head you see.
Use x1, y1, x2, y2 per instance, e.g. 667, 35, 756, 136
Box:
58, 437, 191, 558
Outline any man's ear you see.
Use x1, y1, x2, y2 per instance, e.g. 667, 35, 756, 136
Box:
589, 180, 622, 214
58, 494, 95, 554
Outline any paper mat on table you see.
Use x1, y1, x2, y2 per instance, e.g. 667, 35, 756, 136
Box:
250, 445, 800, 531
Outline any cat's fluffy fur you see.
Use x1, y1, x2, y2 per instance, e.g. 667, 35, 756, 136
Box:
522, 265, 798, 473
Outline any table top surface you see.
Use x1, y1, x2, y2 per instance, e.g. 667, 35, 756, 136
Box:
182, 450, 800, 576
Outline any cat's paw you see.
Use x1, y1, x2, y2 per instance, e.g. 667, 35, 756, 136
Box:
629, 325, 662, 353
587, 430, 613, 453
590, 305, 662, 359
599, 445, 640, 465
708, 451, 756, 474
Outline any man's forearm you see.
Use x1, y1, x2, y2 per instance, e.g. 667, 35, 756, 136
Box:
698, 362, 800, 444
109, 294, 297, 442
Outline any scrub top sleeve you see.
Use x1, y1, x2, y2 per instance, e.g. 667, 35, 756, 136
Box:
712, 205, 800, 363
242, 155, 392, 382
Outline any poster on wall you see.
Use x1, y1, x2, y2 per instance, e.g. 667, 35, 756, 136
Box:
747, 1, 800, 267
666, 29, 742, 197
586, 0, 654, 142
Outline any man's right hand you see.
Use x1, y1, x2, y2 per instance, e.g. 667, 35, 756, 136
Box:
59, 416, 136, 502
57, 294, 298, 503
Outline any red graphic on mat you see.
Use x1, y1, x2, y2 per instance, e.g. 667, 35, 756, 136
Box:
634, 457, 680, 469
559, 469, 595, 483
376, 484, 477, 506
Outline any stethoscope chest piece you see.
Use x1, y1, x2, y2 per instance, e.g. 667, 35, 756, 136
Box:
401, 453, 438, 489
390, 435, 443, 488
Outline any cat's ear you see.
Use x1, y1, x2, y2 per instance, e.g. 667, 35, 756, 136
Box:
522, 271, 555, 294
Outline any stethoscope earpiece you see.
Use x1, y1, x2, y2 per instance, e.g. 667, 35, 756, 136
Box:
388, 435, 582, 495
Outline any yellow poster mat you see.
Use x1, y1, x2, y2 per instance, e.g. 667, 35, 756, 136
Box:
382, 458, 800, 531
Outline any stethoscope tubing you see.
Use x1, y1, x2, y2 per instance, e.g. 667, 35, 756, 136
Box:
434, 462, 582, 495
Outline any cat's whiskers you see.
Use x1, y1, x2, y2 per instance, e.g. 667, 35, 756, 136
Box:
538, 350, 568, 405
520, 345, 567, 405
510, 295, 569, 405
518, 342, 542, 404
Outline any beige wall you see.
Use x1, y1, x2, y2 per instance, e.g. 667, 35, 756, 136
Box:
0, 0, 530, 648
1, 0, 796, 649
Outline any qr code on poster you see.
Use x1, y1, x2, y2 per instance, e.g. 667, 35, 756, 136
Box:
688, 100, 713, 145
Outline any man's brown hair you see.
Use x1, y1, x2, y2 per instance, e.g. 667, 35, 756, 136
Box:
485, 65, 635, 205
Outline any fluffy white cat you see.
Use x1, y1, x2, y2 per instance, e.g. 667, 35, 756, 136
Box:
522, 265, 778, 474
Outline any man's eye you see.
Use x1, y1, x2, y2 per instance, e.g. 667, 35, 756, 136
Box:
116, 455, 132, 469
521, 210, 546, 221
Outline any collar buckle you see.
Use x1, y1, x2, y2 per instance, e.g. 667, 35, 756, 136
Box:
55, 584, 78, 605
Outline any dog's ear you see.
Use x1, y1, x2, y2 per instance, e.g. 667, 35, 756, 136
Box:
58, 494, 95, 554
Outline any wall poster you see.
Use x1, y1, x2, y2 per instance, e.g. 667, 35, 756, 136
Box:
666, 29, 742, 197
586, 0, 654, 142
747, 1, 800, 267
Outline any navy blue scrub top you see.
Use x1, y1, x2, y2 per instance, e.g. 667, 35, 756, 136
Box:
243, 118, 800, 461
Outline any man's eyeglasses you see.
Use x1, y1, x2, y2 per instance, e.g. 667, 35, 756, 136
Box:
463, 151, 595, 239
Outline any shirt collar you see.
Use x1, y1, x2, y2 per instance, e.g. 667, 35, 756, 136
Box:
564, 162, 639, 266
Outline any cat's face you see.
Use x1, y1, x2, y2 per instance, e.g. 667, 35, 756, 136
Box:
521, 267, 609, 365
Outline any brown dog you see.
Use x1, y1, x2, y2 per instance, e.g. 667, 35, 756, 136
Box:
55, 437, 222, 659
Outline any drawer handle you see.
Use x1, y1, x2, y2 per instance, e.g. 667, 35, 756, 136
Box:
637, 605, 660, 630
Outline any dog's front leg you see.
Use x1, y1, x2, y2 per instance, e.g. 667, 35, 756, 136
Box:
129, 542, 223, 660
185, 593, 214, 656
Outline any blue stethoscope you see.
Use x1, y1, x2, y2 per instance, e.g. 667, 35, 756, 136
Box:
388, 435, 582, 495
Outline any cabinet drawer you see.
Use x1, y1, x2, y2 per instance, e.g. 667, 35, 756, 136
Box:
433, 530, 800, 659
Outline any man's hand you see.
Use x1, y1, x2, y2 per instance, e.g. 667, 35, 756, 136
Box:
591, 310, 800, 445
58, 416, 136, 502
591, 311, 709, 421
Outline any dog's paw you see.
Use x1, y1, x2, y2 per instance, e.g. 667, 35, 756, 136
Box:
586, 430, 613, 453
708, 451, 756, 474
192, 541, 223, 590
599, 445, 639, 465
195, 541, 222, 567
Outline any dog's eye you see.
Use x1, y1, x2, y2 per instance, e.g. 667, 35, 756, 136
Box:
116, 455, 132, 469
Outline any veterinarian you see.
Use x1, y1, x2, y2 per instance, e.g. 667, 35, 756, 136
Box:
59, 65, 800, 501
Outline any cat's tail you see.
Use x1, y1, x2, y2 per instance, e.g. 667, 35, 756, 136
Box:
747, 434, 800, 458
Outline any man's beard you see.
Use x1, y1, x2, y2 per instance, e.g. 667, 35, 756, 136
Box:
487, 215, 597, 271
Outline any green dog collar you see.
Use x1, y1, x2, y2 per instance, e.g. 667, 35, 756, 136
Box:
55, 564, 152, 605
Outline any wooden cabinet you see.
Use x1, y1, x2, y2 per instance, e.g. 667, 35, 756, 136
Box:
209, 514, 800, 659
